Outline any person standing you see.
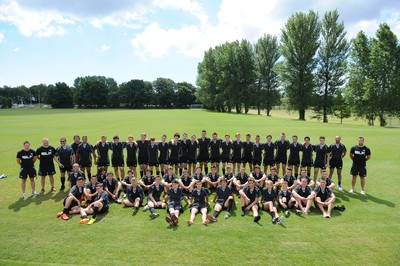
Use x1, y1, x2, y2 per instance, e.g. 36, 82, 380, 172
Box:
328, 136, 347, 191
274, 133, 290, 176
76, 136, 96, 178
55, 137, 74, 190
36, 138, 60, 194
349, 137, 371, 195
16, 141, 38, 198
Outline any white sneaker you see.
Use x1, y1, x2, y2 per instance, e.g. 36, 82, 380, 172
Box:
338, 185, 343, 191
360, 190, 366, 195
123, 193, 127, 198
116, 198, 122, 204
349, 188, 354, 194
143, 205, 149, 212
32, 191, 38, 197
21, 192, 26, 199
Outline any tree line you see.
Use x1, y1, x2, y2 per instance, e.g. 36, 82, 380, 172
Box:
0, 77, 197, 109
196, 9, 400, 126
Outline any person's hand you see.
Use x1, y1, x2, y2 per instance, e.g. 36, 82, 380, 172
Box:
245, 205, 251, 211
59, 163, 64, 168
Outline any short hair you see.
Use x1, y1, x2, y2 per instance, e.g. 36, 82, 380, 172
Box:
246, 134, 251, 137
155, 175, 161, 179
255, 135, 260, 138
101, 135, 106, 138
113, 135, 119, 140
183, 169, 189, 173
248, 177, 255, 182
211, 165, 216, 169
281, 180, 288, 185
266, 135, 272, 138
91, 175, 97, 179
23, 140, 30, 145
286, 168, 292, 172
172, 179, 179, 184
220, 177, 227, 182
141, 133, 146, 137
174, 133, 180, 138
60, 137, 66, 141
266, 180, 273, 186
281, 133, 286, 136
131, 177, 137, 182
270, 167, 276, 171
106, 172, 113, 176
77, 177, 84, 182
358, 136, 364, 140
96, 182, 103, 188
145, 169, 151, 173
212, 132, 217, 136
292, 135, 298, 139
304, 136, 310, 141
128, 170, 133, 174
183, 133, 188, 136
150, 137, 155, 141
162, 134, 167, 138
320, 136, 325, 140
168, 166, 173, 170
235, 133, 240, 137
301, 169, 307, 173
73, 135, 80, 140
225, 133, 230, 137
73, 163, 79, 167
202, 130, 206, 133
128, 135, 133, 139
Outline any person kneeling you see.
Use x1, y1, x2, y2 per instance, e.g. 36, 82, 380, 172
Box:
314, 178, 336, 218
123, 178, 144, 214
80, 182, 109, 224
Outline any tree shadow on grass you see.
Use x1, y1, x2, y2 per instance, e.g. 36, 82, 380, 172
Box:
342, 191, 395, 208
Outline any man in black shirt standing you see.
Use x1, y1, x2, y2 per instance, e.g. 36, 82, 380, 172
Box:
242, 134, 254, 172
169, 133, 182, 175
197, 130, 210, 175
16, 141, 38, 198
232, 133, 243, 173
209, 132, 222, 173
349, 137, 371, 195
36, 138, 60, 194
125, 135, 138, 178
275, 133, 290, 176
147, 137, 160, 176
95, 135, 110, 172
71, 135, 81, 164
328, 136, 347, 191
137, 133, 150, 179
77, 136, 96, 178
55, 137, 74, 190
110, 135, 125, 180
288, 135, 302, 178
263, 135, 275, 173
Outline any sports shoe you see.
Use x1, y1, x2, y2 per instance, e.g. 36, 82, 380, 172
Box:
254, 216, 261, 223
241, 211, 245, 216
277, 217, 283, 224
338, 185, 343, 191
61, 213, 69, 220
349, 188, 354, 194
284, 210, 290, 217
171, 215, 179, 225
87, 218, 96, 225
56, 212, 63, 218
207, 214, 217, 222
360, 190, 366, 196
123, 193, 127, 198
21, 192, 26, 199
166, 216, 174, 227
224, 212, 231, 219
150, 213, 159, 219
272, 217, 277, 224
143, 205, 149, 212
40, 189, 45, 194
132, 208, 138, 214
116, 198, 122, 204
80, 218, 90, 224
0, 174, 7, 179
32, 191, 38, 197
295, 209, 302, 215
51, 187, 57, 192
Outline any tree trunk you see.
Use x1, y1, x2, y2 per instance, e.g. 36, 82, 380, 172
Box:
299, 109, 306, 120
323, 105, 328, 123
380, 114, 386, 126
266, 108, 270, 116
257, 103, 261, 115
235, 103, 240, 113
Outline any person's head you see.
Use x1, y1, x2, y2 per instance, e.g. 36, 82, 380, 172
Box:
292, 135, 298, 143
300, 169, 307, 177
91, 175, 98, 184
358, 136, 364, 146
145, 169, 151, 177
225, 134, 230, 141
183, 169, 189, 178
141, 133, 146, 141
235, 133, 241, 140
201, 130, 206, 138
127, 169, 133, 177
220, 177, 228, 187
212, 132, 218, 140
280, 133, 286, 141
128, 135, 134, 142
72, 163, 79, 172
195, 180, 202, 190
321, 170, 327, 179
211, 165, 217, 173
239, 167, 245, 174
96, 182, 104, 192
254, 165, 260, 173
301, 177, 308, 187
73, 135, 80, 142
195, 166, 201, 174
255, 135, 260, 143
60, 137, 66, 146
106, 172, 114, 181
77, 177, 84, 187
172, 179, 179, 189
82, 135, 88, 143
101, 135, 107, 142
286, 168, 292, 177
162, 134, 167, 142
113, 135, 120, 143
98, 167, 105, 175
281, 180, 288, 191
267, 135, 272, 142
174, 133, 180, 140
167, 166, 173, 174
335, 135, 341, 144
246, 134, 251, 141
131, 177, 137, 187
266, 180, 273, 190
191, 134, 196, 141
150, 137, 156, 144
23, 140, 30, 150
42, 138, 49, 147
248, 177, 255, 188
270, 167, 276, 175
304, 136, 310, 144
183, 133, 188, 140
319, 177, 326, 188
155, 175, 161, 184
226, 163, 233, 173
319, 136, 325, 145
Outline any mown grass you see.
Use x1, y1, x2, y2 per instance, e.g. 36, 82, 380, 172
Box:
0, 108, 398, 266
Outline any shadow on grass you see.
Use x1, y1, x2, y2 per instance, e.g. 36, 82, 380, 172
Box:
342, 191, 395, 208
8, 196, 36, 212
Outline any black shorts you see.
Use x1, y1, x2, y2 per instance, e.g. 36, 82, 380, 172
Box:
138, 156, 148, 165
190, 203, 208, 210
180, 156, 189, 164
126, 160, 137, 167
38, 164, 56, 176
231, 156, 242, 163
221, 156, 231, 163
329, 159, 343, 169
98, 204, 109, 213
112, 158, 124, 167
263, 159, 275, 166
97, 160, 110, 167
63, 197, 79, 209
252, 159, 262, 166
158, 158, 168, 165
59, 164, 72, 173
314, 161, 326, 169
215, 199, 226, 206
187, 158, 197, 164
168, 202, 182, 211
128, 197, 143, 205
288, 159, 300, 166
242, 157, 253, 164
19, 167, 36, 179
197, 154, 209, 163
148, 162, 159, 167
262, 200, 277, 208
79, 162, 92, 168
169, 158, 180, 165
275, 157, 287, 164
350, 164, 367, 177
210, 157, 221, 163
301, 160, 313, 167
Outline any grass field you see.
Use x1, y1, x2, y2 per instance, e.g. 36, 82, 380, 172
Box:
0, 108, 399, 266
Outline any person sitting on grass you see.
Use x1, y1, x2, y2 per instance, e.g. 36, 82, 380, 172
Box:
224, 163, 235, 187
121, 169, 134, 198
143, 175, 165, 219
123, 177, 144, 214
266, 167, 281, 190
178, 169, 193, 205
233, 167, 249, 192
261, 180, 283, 224
278, 180, 298, 217
84, 175, 98, 207
164, 179, 183, 227
316, 170, 335, 189
80, 182, 109, 224
139, 169, 155, 195
57, 177, 85, 221
250, 165, 267, 189
314, 178, 336, 218
162, 166, 178, 195
187, 181, 212, 225
239, 177, 261, 223
68, 163, 86, 189
292, 176, 315, 215
297, 168, 315, 188
104, 172, 122, 204
210, 177, 234, 220
205, 165, 220, 191
282, 168, 297, 191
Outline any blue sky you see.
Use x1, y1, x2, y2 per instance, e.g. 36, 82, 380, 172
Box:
0, 0, 399, 87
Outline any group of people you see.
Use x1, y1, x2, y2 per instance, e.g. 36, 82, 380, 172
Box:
16, 131, 371, 225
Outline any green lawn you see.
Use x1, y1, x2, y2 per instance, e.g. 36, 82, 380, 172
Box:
0, 109, 398, 266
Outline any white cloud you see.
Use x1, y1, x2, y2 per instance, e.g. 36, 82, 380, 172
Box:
0, 0, 74, 37
0, 32, 4, 43
153, 0, 208, 25
99, 44, 110, 53
14, 47, 21, 52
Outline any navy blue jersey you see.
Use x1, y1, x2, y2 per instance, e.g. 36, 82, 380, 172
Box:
221, 141, 232, 159
294, 185, 313, 197
104, 178, 119, 192
180, 139, 189, 159
267, 174, 280, 184
137, 140, 150, 158
127, 186, 144, 202
68, 171, 86, 187
110, 142, 124, 160
141, 176, 155, 186
167, 187, 183, 204
263, 142, 275, 161
350, 145, 371, 166
157, 142, 169, 162
224, 172, 234, 182
242, 141, 253, 158
149, 184, 164, 200
192, 173, 204, 182
251, 171, 265, 181
85, 182, 97, 194
313, 144, 329, 164
180, 175, 193, 186
314, 186, 332, 202
169, 141, 182, 161
283, 174, 296, 187
232, 140, 243, 159
243, 186, 260, 202
187, 140, 198, 161
122, 176, 131, 185
163, 173, 177, 184
95, 142, 111, 162
71, 142, 81, 154
191, 188, 208, 205
209, 139, 222, 158
70, 185, 84, 199
147, 143, 159, 163
275, 140, 290, 159
301, 144, 313, 163
17, 149, 36, 169
288, 143, 302, 161
206, 172, 220, 183
329, 143, 347, 161
77, 143, 94, 163
55, 145, 74, 165
216, 185, 232, 201
252, 143, 263, 161
298, 175, 312, 184
197, 138, 211, 156
235, 172, 249, 185
261, 188, 277, 202
125, 142, 137, 162
278, 189, 293, 202
96, 191, 109, 207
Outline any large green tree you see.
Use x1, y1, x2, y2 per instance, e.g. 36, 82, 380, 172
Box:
153, 78, 176, 108
280, 10, 321, 120
49, 82, 74, 108
315, 9, 350, 123
175, 82, 196, 108
119, 79, 148, 108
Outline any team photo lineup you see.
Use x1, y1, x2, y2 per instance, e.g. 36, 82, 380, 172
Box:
16, 131, 371, 227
